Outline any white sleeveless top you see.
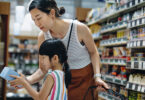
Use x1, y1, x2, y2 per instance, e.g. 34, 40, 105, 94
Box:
44, 20, 91, 69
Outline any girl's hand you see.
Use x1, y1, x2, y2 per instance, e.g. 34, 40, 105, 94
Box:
95, 77, 109, 92
9, 73, 26, 88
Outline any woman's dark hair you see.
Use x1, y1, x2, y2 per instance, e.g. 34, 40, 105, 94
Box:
29, 0, 65, 17
39, 38, 71, 88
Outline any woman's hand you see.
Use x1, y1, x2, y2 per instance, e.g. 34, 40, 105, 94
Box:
95, 77, 109, 92
9, 73, 27, 89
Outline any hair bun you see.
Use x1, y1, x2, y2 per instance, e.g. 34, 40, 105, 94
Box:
59, 7, 65, 15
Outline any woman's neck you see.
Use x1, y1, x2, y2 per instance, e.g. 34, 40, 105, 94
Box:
49, 18, 70, 39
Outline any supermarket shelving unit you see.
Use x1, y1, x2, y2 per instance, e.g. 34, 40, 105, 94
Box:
87, 0, 145, 100
0, 2, 10, 100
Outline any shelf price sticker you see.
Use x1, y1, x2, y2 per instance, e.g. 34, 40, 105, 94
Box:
137, 41, 141, 47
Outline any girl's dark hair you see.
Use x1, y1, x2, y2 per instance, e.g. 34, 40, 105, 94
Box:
29, 0, 65, 17
39, 38, 71, 88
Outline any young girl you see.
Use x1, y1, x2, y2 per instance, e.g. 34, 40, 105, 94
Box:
10, 39, 71, 100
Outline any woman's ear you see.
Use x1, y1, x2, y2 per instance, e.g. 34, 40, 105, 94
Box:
50, 9, 55, 17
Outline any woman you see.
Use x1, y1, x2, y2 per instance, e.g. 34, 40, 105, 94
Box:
11, 0, 109, 99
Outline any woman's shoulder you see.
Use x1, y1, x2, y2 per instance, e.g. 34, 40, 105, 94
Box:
74, 20, 89, 35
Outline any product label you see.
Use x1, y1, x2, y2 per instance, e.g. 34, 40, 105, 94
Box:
137, 41, 141, 47
141, 86, 145, 92
131, 61, 134, 68
143, 41, 145, 46
132, 84, 136, 90
137, 20, 140, 25
132, 21, 135, 27
134, 41, 137, 47
126, 83, 129, 88
143, 62, 145, 69
128, 22, 131, 28
138, 85, 141, 91
130, 42, 133, 47
139, 61, 142, 69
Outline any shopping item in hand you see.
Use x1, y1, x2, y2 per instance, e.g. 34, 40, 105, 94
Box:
0, 67, 20, 81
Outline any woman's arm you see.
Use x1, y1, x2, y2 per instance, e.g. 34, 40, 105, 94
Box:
77, 23, 109, 89
10, 73, 54, 100
27, 31, 46, 84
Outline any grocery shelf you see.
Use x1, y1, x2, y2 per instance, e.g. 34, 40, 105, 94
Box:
128, 17, 145, 28
99, 92, 121, 100
10, 35, 37, 40
94, 36, 102, 41
102, 75, 127, 86
8, 48, 38, 54
101, 24, 127, 34
126, 61, 145, 70
127, 40, 145, 48
101, 58, 127, 66
126, 82, 145, 94
101, 63, 126, 66
87, 1, 145, 25
101, 42, 127, 47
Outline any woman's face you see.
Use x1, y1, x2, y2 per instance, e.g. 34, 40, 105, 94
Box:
30, 8, 54, 32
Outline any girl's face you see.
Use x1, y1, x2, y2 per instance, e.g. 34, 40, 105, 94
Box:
30, 8, 54, 32
40, 55, 52, 73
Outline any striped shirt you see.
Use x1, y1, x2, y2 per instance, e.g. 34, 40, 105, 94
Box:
47, 70, 67, 100
44, 19, 91, 69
